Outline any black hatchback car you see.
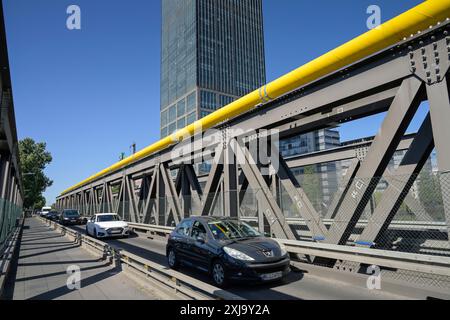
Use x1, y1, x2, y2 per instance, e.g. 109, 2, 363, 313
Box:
46, 211, 60, 221
166, 217, 290, 287
60, 209, 82, 225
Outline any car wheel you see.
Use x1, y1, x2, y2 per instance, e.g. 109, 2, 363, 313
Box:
167, 248, 179, 269
94, 228, 98, 239
211, 260, 228, 288
86, 226, 89, 236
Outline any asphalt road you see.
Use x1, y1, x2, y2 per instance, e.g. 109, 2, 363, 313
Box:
68, 224, 410, 300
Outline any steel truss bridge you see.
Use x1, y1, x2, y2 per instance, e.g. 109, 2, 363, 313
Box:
53, 0, 450, 292
3, 0, 450, 300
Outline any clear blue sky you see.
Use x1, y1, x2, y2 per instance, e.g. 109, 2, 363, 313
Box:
3, 0, 426, 205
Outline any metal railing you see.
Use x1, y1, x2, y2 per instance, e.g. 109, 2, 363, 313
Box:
0, 218, 23, 298
39, 217, 243, 300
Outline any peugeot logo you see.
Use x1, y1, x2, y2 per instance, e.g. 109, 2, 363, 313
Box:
262, 250, 274, 258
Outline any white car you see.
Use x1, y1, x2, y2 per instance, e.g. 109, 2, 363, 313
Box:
86, 213, 130, 239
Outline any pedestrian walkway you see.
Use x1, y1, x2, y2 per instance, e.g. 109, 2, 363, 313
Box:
4, 217, 165, 300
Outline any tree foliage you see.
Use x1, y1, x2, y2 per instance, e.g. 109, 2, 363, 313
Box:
417, 170, 444, 221
299, 165, 323, 213
19, 138, 53, 209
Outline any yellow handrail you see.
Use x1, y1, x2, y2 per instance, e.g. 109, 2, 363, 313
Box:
60, 0, 450, 196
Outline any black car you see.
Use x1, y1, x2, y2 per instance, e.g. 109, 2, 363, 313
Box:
166, 217, 290, 287
60, 209, 82, 225
46, 211, 60, 221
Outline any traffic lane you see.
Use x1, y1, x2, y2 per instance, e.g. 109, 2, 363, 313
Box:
68, 225, 407, 300
69, 225, 217, 285
69, 225, 167, 265
68, 225, 304, 299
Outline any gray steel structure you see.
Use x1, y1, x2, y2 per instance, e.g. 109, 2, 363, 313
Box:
160, 0, 266, 138
58, 21, 450, 271
0, 2, 23, 246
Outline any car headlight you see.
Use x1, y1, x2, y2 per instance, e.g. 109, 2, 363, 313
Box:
223, 247, 255, 261
279, 243, 288, 256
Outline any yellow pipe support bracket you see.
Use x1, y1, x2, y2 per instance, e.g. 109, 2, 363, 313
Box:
60, 0, 450, 196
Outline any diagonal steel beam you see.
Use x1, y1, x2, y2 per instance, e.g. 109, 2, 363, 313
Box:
201, 149, 224, 216
125, 176, 139, 223
159, 163, 182, 225
142, 168, 157, 224
427, 77, 450, 241
384, 168, 433, 221
324, 159, 361, 219
277, 154, 328, 239
231, 138, 296, 240
326, 77, 425, 245
114, 180, 124, 214
356, 113, 435, 247
184, 164, 203, 208
224, 144, 239, 218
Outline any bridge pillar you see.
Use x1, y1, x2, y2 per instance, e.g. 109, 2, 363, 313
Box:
427, 77, 450, 242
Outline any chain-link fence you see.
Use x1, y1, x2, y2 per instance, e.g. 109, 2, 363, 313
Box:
0, 198, 22, 252
69, 168, 450, 259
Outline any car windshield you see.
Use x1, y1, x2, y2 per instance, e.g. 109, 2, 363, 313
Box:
64, 210, 79, 217
207, 220, 261, 240
97, 215, 120, 222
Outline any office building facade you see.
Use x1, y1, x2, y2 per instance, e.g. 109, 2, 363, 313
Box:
280, 129, 341, 215
160, 0, 266, 138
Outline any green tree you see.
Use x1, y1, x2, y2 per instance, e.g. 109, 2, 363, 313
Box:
417, 170, 444, 221
19, 138, 53, 209
299, 165, 323, 213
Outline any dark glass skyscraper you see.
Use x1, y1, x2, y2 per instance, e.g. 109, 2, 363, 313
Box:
160, 0, 266, 137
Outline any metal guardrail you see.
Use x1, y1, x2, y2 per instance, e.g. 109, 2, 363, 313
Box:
127, 222, 450, 279
0, 219, 23, 298
129, 219, 448, 235
38, 217, 243, 300
276, 239, 450, 278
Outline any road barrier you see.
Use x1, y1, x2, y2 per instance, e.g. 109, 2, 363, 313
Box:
38, 217, 243, 300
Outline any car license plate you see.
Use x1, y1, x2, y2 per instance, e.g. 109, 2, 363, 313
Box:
261, 271, 282, 281
70, 220, 76, 223
110, 229, 121, 234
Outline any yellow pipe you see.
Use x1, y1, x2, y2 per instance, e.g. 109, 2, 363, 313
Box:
60, 0, 450, 196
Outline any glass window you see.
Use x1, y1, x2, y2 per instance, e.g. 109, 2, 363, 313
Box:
200, 110, 211, 118
97, 215, 120, 222
186, 92, 196, 112
169, 105, 176, 122
207, 219, 261, 240
176, 219, 193, 237
161, 110, 168, 127
168, 122, 176, 135
177, 99, 186, 118
191, 220, 207, 239
161, 127, 168, 138
186, 112, 196, 125
177, 117, 186, 130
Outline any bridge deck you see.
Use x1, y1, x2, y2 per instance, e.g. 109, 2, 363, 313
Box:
3, 217, 165, 300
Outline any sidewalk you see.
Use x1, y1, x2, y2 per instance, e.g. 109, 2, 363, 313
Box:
4, 217, 166, 300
